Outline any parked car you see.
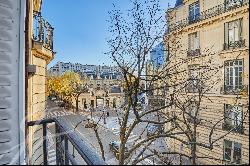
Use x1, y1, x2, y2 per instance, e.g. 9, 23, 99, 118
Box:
109, 141, 129, 159
146, 124, 164, 136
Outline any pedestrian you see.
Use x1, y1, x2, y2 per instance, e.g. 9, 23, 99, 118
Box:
107, 111, 109, 117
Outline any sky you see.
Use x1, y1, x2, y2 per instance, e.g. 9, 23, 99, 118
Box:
42, 0, 175, 68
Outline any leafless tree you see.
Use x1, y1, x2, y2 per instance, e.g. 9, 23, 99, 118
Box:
103, 0, 250, 165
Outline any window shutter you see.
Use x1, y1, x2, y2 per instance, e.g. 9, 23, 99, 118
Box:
239, 18, 243, 40
224, 22, 229, 45
0, 0, 24, 165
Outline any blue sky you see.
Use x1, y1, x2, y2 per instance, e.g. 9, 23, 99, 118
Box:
42, 0, 175, 68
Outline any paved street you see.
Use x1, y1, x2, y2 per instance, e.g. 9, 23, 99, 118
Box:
46, 99, 169, 165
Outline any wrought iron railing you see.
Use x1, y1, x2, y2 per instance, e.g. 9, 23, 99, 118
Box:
220, 85, 248, 95
223, 39, 246, 50
33, 12, 54, 51
168, 0, 249, 33
222, 123, 244, 134
27, 117, 106, 165
187, 49, 201, 57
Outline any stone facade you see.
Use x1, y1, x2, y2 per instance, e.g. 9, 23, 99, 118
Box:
26, 0, 55, 164
164, 0, 249, 165
72, 76, 124, 110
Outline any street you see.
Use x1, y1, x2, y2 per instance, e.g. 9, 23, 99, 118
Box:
46, 99, 169, 165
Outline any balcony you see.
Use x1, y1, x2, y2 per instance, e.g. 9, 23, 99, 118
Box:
220, 85, 249, 95
33, 12, 54, 51
222, 123, 244, 134
168, 0, 249, 33
27, 117, 106, 165
187, 49, 201, 57
223, 39, 246, 50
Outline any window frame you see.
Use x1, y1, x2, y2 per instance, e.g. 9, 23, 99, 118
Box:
224, 59, 244, 90
224, 18, 243, 47
188, 31, 200, 51
224, 104, 243, 129
189, 1, 200, 23
223, 140, 242, 164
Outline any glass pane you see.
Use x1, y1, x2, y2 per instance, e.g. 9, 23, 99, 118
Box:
230, 68, 233, 77
229, 29, 234, 43
235, 60, 238, 65
233, 143, 242, 164
239, 76, 243, 85
239, 60, 243, 66
224, 140, 232, 161
235, 67, 239, 76
235, 27, 239, 41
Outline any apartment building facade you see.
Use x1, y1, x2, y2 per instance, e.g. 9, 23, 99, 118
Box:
165, 0, 249, 165
26, 0, 55, 164
48, 61, 121, 78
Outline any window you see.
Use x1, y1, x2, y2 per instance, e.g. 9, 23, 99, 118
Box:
188, 32, 200, 51
189, 1, 200, 23
225, 0, 242, 11
224, 19, 243, 49
187, 65, 203, 92
224, 104, 243, 133
224, 60, 243, 91
224, 140, 242, 164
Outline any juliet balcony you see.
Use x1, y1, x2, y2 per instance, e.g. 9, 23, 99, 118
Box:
220, 85, 249, 95
168, 0, 249, 33
187, 49, 201, 57
223, 39, 246, 50
32, 12, 54, 57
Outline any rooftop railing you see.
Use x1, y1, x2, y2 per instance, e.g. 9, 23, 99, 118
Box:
168, 0, 249, 33
27, 117, 106, 165
33, 12, 54, 51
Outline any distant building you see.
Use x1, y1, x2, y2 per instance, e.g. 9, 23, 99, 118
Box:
150, 42, 168, 69
48, 62, 122, 80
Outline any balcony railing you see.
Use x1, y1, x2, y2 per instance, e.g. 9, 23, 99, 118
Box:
33, 12, 54, 51
168, 0, 249, 33
220, 85, 249, 95
223, 39, 246, 50
187, 49, 201, 57
222, 123, 244, 134
27, 117, 106, 165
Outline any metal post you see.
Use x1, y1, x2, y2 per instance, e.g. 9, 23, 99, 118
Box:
103, 110, 106, 124
65, 136, 69, 165
43, 123, 48, 165
55, 124, 60, 165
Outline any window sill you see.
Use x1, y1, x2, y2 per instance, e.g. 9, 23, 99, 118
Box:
220, 47, 249, 55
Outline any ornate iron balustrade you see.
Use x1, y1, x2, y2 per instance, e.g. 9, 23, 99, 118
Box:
220, 85, 249, 95
27, 117, 106, 165
168, 0, 249, 33
33, 12, 54, 51
223, 39, 246, 50
222, 123, 244, 134
187, 49, 201, 57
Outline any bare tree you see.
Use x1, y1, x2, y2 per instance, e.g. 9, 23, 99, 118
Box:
103, 0, 249, 165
